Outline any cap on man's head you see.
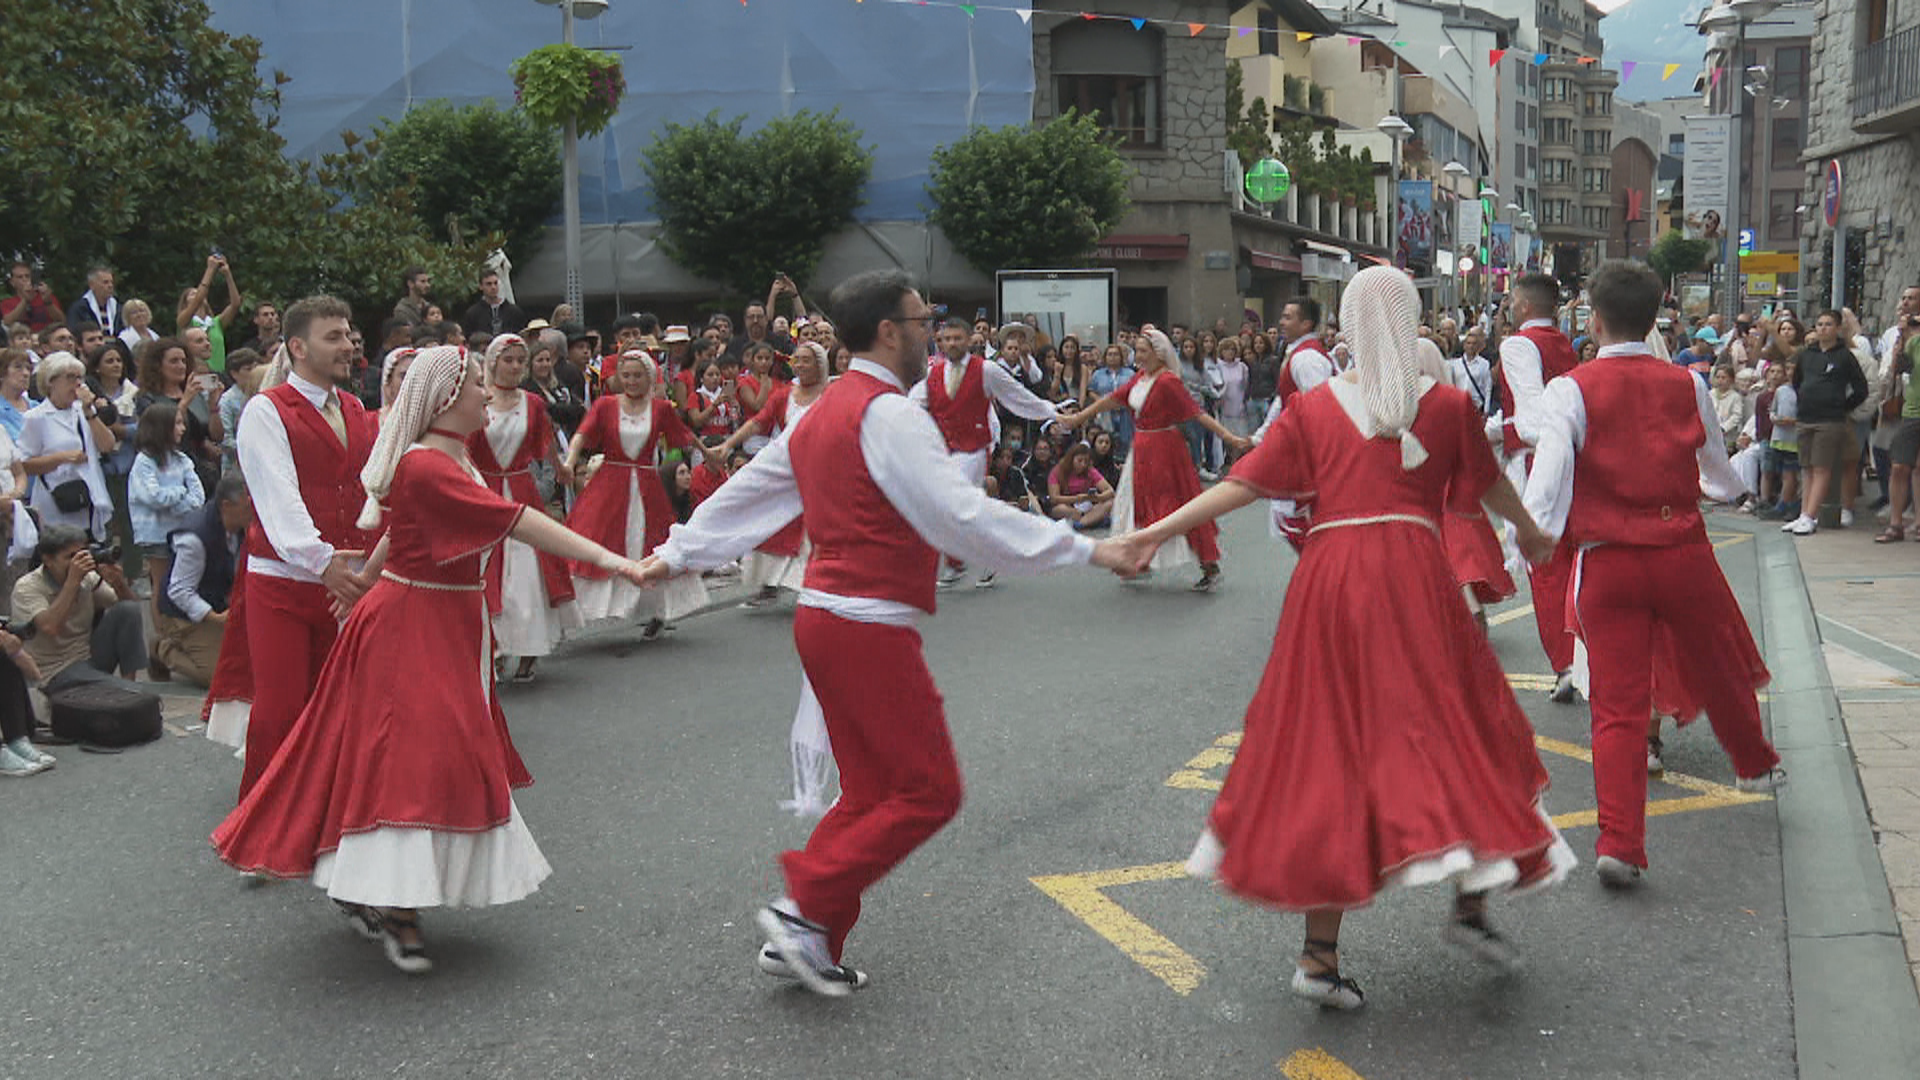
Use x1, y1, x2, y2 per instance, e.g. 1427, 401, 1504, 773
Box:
1693, 327, 1720, 345
562, 323, 593, 344
523, 318, 552, 332
997, 322, 1032, 342
662, 325, 692, 343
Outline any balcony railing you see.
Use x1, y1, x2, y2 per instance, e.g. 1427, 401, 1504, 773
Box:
1854, 24, 1920, 127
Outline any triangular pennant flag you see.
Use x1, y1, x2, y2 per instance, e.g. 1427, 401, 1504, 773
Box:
1188, 22, 1205, 36
1349, 37, 1362, 45
1578, 55, 1597, 65
960, 3, 975, 15
1079, 12, 1096, 21
1533, 52, 1548, 65
1296, 31, 1314, 42
1130, 17, 1144, 30
1489, 48, 1506, 67
1014, 8, 1032, 22
1237, 26, 1253, 36
1391, 41, 1407, 48
1438, 44, 1458, 58
1620, 60, 1637, 81
1710, 65, 1724, 85
1662, 63, 1682, 81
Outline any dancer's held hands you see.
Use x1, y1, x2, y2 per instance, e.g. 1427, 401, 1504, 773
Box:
1517, 527, 1558, 566
613, 559, 651, 587
1092, 531, 1158, 577
634, 554, 676, 586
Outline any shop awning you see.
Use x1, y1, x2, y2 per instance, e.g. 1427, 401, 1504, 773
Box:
1248, 249, 1303, 273
1093, 234, 1190, 261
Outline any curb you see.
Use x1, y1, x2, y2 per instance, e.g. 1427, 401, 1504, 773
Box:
1753, 525, 1920, 1077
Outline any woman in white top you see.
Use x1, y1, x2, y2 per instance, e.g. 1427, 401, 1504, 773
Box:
117, 299, 162, 355
18, 352, 118, 540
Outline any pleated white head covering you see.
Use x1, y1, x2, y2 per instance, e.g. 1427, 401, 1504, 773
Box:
1339, 266, 1429, 469
1644, 327, 1670, 361
259, 343, 293, 390
1138, 327, 1178, 372
357, 345, 474, 529
1414, 336, 1449, 383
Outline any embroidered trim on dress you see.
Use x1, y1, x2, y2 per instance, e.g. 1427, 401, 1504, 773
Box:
1307, 513, 1439, 538
381, 570, 484, 592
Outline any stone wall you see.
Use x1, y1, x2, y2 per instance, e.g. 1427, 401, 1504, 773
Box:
1031, 0, 1232, 204
1801, 0, 1920, 324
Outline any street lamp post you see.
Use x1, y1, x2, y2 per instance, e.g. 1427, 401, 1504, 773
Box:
538, 0, 609, 315
1378, 115, 1415, 269
1443, 160, 1470, 310
1699, 0, 1780, 321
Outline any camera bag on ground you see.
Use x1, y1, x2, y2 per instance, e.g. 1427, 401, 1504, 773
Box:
48, 681, 163, 748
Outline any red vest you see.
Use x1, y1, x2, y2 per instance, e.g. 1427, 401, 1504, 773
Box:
1499, 325, 1579, 455
1274, 339, 1331, 407
246, 382, 379, 564
790, 371, 940, 613
1564, 356, 1708, 548
924, 357, 992, 454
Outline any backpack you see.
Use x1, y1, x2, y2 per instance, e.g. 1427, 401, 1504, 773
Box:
48, 680, 163, 748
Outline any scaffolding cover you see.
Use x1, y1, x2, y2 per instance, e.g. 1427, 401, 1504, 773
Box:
209, 0, 1038, 224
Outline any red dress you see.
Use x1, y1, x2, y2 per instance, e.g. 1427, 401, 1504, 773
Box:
1203, 383, 1569, 910
201, 536, 255, 750
212, 449, 546, 905
563, 396, 698, 575
468, 391, 575, 613
1442, 503, 1516, 604
1110, 371, 1221, 566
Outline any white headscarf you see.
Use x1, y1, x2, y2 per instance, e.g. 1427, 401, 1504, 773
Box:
1644, 327, 1670, 361
1138, 327, 1178, 373
1413, 337, 1449, 383
357, 345, 473, 529
259, 343, 293, 391
1339, 266, 1428, 470
380, 347, 419, 408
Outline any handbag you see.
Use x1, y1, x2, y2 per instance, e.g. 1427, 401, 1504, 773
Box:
44, 411, 92, 513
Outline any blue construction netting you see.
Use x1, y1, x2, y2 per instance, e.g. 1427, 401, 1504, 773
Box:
210, 0, 1038, 225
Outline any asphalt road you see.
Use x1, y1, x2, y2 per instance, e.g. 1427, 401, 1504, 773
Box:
0, 511, 1795, 1079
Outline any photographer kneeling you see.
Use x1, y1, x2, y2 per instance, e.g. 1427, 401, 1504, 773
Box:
153, 476, 249, 687
12, 525, 146, 692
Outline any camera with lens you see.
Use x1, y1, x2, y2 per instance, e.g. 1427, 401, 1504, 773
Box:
88, 540, 121, 566
0, 616, 37, 643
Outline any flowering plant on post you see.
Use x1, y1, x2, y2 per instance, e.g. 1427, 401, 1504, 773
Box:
510, 43, 625, 138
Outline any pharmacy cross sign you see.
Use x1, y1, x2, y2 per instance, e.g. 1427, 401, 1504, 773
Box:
1245, 158, 1292, 204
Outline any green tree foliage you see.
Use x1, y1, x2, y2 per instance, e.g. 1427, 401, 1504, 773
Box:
640, 110, 874, 299
0, 0, 492, 324
925, 111, 1132, 274
361, 101, 562, 262
1225, 63, 1273, 172
1648, 229, 1714, 285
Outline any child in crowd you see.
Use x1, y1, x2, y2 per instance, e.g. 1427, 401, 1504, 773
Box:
1709, 363, 1748, 455
686, 358, 742, 442
1763, 359, 1800, 520
128, 399, 207, 678
218, 348, 265, 475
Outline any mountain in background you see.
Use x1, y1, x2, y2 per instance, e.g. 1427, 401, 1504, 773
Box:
1601, 0, 1704, 101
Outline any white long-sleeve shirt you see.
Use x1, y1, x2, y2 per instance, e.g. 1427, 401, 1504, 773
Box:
1523, 342, 1748, 539
236, 372, 347, 583
166, 529, 242, 622
660, 359, 1094, 624
1498, 318, 1560, 450
1252, 337, 1335, 441
908, 354, 1065, 426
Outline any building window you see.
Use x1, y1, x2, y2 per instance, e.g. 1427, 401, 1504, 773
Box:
1667, 133, 1685, 156
1769, 115, 1801, 172
1581, 168, 1610, 193
1053, 22, 1165, 149
1527, 145, 1538, 180
1773, 46, 1807, 100
1528, 104, 1539, 136
1768, 189, 1799, 242
1256, 8, 1280, 57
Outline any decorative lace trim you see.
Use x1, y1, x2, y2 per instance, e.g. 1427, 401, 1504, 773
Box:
1307, 513, 1439, 538
381, 570, 483, 592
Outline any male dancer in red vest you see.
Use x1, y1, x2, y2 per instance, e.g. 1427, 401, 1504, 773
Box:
645, 270, 1131, 995
233, 296, 379, 801
1498, 273, 1582, 702
1252, 296, 1335, 439
908, 318, 1067, 590
1523, 260, 1785, 888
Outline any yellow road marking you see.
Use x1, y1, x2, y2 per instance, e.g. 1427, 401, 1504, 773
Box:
1711, 532, 1753, 550
1030, 862, 1205, 995
1487, 603, 1534, 626
1279, 1048, 1366, 1080
1165, 731, 1240, 790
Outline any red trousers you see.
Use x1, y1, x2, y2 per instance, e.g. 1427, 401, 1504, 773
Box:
1575, 542, 1781, 867
1530, 541, 1576, 673
785, 607, 963, 961
239, 573, 339, 802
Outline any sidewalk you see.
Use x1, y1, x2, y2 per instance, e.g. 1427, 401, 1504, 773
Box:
1787, 515, 1920, 988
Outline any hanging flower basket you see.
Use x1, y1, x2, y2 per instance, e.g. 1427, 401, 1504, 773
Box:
510, 43, 625, 138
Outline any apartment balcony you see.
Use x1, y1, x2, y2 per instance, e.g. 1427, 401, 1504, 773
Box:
1854, 24, 1920, 133
1542, 97, 1577, 119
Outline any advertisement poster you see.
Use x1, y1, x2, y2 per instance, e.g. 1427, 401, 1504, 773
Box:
1682, 115, 1734, 248
1456, 197, 1484, 254
995, 269, 1118, 350
1490, 223, 1513, 271
1397, 180, 1434, 268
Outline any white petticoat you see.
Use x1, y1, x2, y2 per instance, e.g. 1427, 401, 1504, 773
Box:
743, 538, 809, 594
571, 471, 709, 624
1112, 452, 1196, 572
309, 799, 553, 909
205, 700, 250, 761
492, 534, 584, 657
1185, 799, 1577, 901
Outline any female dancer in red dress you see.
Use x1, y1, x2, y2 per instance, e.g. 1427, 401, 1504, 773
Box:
707, 341, 832, 606
563, 351, 707, 637
1060, 327, 1248, 591
212, 346, 648, 974
1415, 337, 1517, 624
1113, 268, 1573, 1010
470, 335, 581, 681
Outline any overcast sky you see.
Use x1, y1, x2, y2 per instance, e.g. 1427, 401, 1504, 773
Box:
1601, 0, 1705, 101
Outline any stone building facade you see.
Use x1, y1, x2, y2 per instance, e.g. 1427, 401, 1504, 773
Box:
1802, 0, 1920, 326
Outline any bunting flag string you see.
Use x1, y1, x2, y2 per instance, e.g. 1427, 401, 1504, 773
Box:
845, 0, 1700, 85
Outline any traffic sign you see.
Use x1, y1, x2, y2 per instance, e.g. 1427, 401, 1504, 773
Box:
1824, 159, 1843, 228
